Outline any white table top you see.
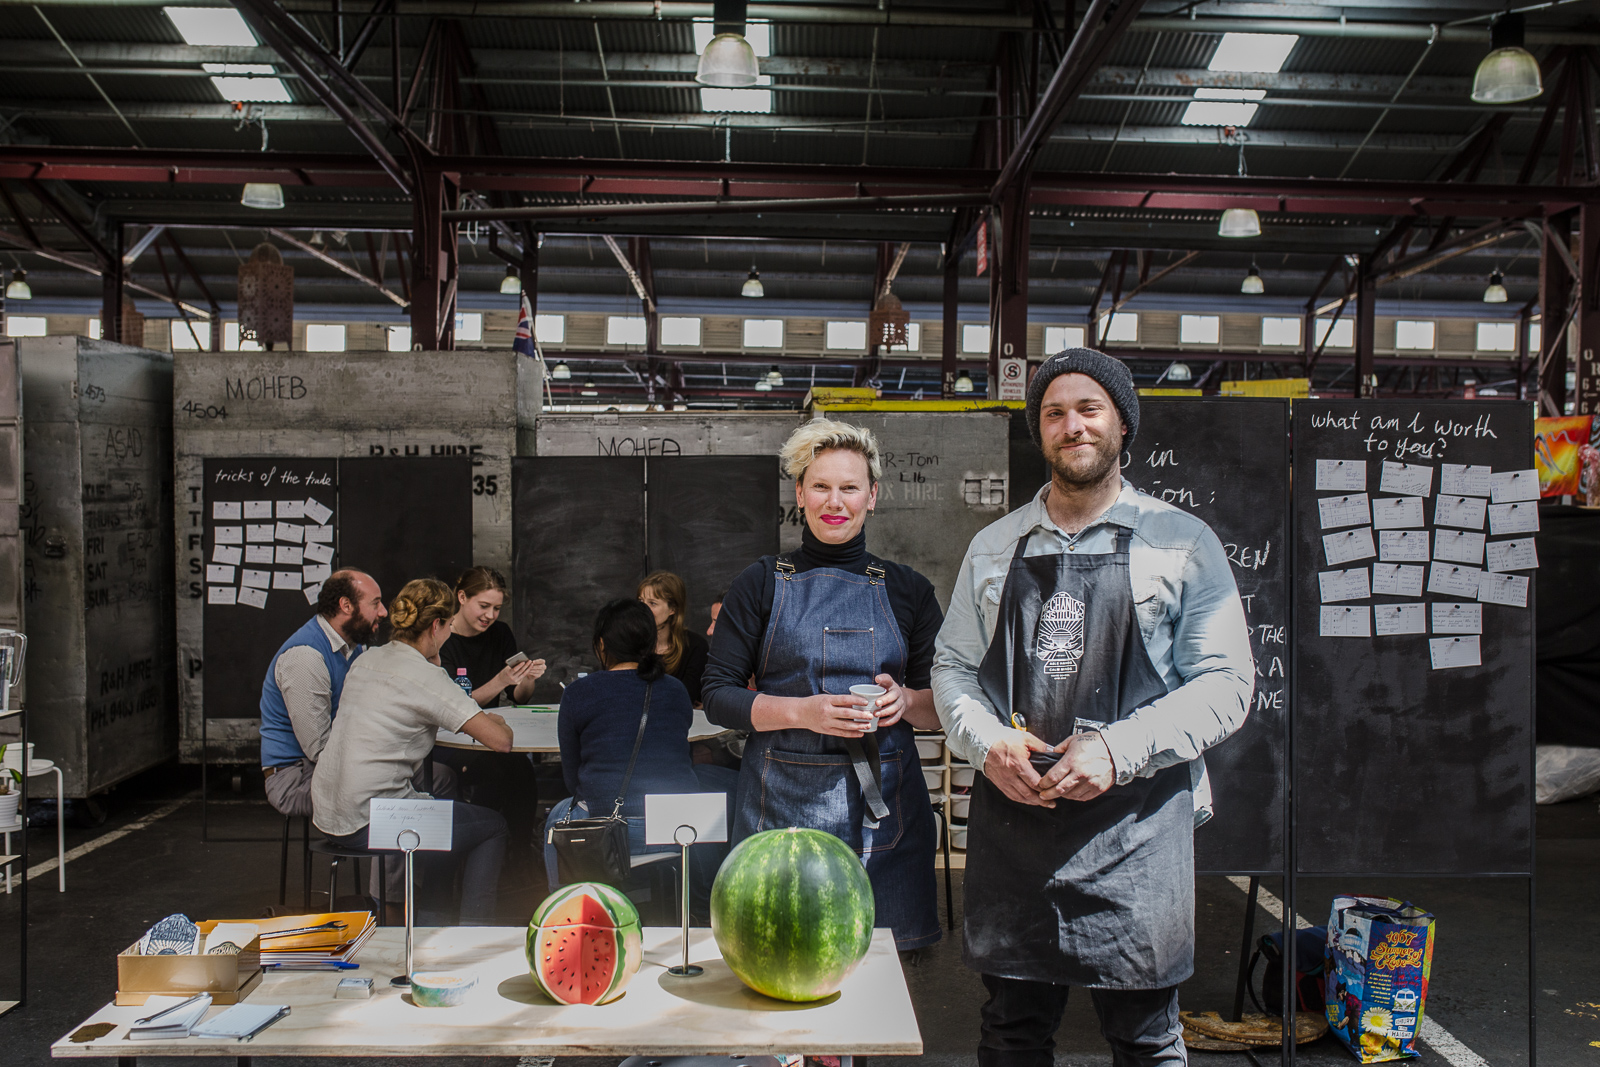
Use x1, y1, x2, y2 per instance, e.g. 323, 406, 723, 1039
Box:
434, 706, 731, 753
52, 926, 921, 1058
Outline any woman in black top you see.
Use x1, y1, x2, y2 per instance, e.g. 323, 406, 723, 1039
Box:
702, 419, 945, 953
637, 570, 710, 705
438, 567, 546, 704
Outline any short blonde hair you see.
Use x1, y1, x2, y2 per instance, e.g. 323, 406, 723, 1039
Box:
780, 417, 882, 483
389, 578, 456, 641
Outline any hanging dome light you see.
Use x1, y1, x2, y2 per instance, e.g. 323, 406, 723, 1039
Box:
580, 378, 598, 396
551, 361, 572, 380
499, 267, 521, 295
754, 377, 773, 392
696, 32, 760, 87
1472, 14, 1542, 104
1241, 264, 1265, 295
764, 365, 784, 386
1165, 361, 1193, 382
309, 230, 325, 248
1218, 208, 1261, 238
741, 267, 764, 298
5, 269, 32, 300
240, 182, 285, 210
953, 370, 975, 393
1483, 271, 1509, 303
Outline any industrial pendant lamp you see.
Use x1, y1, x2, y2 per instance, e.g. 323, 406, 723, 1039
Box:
240, 182, 285, 210
754, 376, 773, 392
499, 268, 521, 295
1219, 208, 1261, 238
1241, 263, 1265, 295
696, 0, 759, 87
742, 266, 764, 298
765, 364, 784, 386
551, 361, 572, 380
1483, 271, 1509, 303
1165, 361, 1193, 382
1472, 14, 1542, 104
581, 378, 598, 396
953, 370, 975, 393
5, 270, 32, 300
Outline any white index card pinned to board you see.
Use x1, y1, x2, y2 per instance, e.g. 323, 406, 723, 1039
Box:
368, 797, 453, 851
644, 793, 729, 845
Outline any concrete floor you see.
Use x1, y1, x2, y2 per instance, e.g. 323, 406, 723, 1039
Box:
1, 765, 1596, 1067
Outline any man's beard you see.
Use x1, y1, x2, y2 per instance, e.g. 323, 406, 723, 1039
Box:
1045, 431, 1122, 487
341, 610, 380, 646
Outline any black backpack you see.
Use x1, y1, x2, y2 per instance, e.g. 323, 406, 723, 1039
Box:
1247, 927, 1328, 1016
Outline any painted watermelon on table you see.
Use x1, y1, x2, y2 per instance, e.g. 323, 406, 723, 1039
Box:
526, 882, 642, 1005
710, 827, 874, 1002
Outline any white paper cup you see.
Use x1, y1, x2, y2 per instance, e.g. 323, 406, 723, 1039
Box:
849, 684, 887, 733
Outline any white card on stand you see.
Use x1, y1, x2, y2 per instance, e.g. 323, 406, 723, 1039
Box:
644, 793, 730, 845
368, 797, 453, 851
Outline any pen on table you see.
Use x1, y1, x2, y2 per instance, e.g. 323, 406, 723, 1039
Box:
264, 961, 358, 970
133, 991, 208, 1025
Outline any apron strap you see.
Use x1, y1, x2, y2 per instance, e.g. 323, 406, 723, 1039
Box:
1113, 526, 1134, 556
844, 733, 890, 825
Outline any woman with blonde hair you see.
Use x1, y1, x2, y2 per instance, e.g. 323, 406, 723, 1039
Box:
637, 570, 710, 705
701, 418, 945, 954
313, 578, 514, 924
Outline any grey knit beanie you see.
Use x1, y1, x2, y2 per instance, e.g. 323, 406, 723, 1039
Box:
1025, 347, 1140, 450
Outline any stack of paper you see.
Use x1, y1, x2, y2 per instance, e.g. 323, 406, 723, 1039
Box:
254, 912, 376, 965
129, 994, 212, 1040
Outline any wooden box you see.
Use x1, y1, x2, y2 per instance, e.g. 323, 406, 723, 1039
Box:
114, 920, 263, 1005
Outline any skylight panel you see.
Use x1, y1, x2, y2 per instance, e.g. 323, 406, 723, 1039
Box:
165, 7, 259, 46
1180, 87, 1265, 127
693, 19, 770, 57
203, 63, 291, 103
700, 75, 773, 113
1208, 33, 1298, 74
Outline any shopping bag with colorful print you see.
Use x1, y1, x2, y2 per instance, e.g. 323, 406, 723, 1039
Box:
1324, 895, 1435, 1063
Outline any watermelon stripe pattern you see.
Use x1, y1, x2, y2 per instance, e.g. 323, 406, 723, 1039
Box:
711, 827, 874, 1002
526, 882, 643, 1005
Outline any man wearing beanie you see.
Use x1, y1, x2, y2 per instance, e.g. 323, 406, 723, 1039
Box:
932, 348, 1254, 1067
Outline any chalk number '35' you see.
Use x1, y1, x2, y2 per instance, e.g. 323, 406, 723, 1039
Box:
472, 474, 499, 496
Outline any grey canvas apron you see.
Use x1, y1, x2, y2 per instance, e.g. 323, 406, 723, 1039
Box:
733, 554, 941, 951
964, 526, 1195, 988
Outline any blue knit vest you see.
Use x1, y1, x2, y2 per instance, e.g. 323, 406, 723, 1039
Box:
259, 616, 359, 767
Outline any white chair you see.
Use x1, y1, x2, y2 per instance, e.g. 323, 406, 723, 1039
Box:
0, 754, 66, 893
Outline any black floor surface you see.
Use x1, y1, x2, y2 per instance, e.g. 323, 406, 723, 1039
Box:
1, 764, 1597, 1067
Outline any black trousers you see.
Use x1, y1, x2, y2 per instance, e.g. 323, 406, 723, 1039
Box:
978, 974, 1187, 1067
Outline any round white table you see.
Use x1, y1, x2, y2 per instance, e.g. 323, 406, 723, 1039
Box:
433, 706, 730, 754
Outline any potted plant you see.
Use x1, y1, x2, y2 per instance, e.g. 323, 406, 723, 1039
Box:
0, 744, 21, 829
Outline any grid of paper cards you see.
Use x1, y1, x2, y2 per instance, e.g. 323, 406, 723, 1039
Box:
207, 496, 334, 609
1315, 458, 1537, 670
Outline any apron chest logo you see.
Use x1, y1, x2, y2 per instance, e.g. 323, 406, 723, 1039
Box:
1035, 591, 1086, 677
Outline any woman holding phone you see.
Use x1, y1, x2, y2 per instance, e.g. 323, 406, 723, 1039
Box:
439, 567, 546, 705
701, 419, 945, 954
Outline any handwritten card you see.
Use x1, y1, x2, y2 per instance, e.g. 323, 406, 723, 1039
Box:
1371, 496, 1426, 529
1485, 538, 1538, 572
1427, 562, 1482, 598
275, 545, 303, 565
1441, 464, 1493, 497
303, 564, 331, 584
1323, 527, 1377, 566
206, 564, 235, 583
246, 523, 274, 542
1478, 571, 1529, 608
1373, 603, 1427, 636
1318, 494, 1371, 530
1379, 461, 1434, 497
245, 544, 274, 564
276, 499, 305, 519
1429, 635, 1481, 670
1431, 602, 1482, 634
1378, 529, 1430, 562
212, 501, 242, 520
1434, 494, 1488, 530
1319, 568, 1372, 603
305, 524, 334, 543
238, 586, 268, 609
241, 569, 271, 589
1320, 605, 1371, 638
244, 500, 273, 519
212, 545, 242, 566
207, 586, 237, 605
273, 570, 301, 590
303, 498, 333, 525
214, 525, 242, 544
1487, 502, 1539, 536
1316, 459, 1367, 491
1433, 529, 1486, 565
303, 541, 334, 564
1372, 563, 1425, 597
304, 584, 322, 605
368, 797, 453, 851
1489, 469, 1540, 503
274, 521, 304, 544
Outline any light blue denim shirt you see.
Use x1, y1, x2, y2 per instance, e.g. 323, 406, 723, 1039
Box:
931, 478, 1255, 824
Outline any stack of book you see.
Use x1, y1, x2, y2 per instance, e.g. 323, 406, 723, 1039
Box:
255, 912, 376, 970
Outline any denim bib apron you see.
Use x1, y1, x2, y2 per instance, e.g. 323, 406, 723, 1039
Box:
964, 526, 1194, 988
734, 553, 941, 951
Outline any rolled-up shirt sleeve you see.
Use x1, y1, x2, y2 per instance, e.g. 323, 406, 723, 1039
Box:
1097, 525, 1254, 784
932, 547, 1012, 768
701, 561, 768, 732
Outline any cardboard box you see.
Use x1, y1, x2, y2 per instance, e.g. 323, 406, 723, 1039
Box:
115, 920, 263, 1006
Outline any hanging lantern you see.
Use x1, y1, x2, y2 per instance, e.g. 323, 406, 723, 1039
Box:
237, 242, 294, 349
868, 290, 911, 350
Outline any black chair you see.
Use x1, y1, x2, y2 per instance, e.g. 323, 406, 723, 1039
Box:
308, 838, 389, 919
278, 814, 313, 911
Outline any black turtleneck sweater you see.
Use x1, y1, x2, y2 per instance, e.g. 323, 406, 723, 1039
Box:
701, 527, 944, 732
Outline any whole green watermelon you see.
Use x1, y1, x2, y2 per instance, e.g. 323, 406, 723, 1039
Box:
710, 827, 874, 1002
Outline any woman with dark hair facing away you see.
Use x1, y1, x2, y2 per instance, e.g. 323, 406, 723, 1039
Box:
440, 567, 546, 705
543, 599, 736, 903
637, 570, 710, 706
313, 578, 514, 925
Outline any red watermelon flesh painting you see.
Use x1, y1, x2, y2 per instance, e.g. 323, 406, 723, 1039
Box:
526, 882, 642, 1006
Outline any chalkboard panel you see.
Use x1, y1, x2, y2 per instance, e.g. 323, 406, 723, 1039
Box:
647, 456, 780, 634
338, 456, 474, 608
201, 458, 338, 720
1137, 399, 1290, 876
513, 457, 646, 702
1293, 400, 1535, 875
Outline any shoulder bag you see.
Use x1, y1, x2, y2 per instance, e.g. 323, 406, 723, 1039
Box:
548, 683, 651, 885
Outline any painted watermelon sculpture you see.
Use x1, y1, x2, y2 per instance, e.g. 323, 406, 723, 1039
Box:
710, 827, 874, 1002
525, 882, 642, 1005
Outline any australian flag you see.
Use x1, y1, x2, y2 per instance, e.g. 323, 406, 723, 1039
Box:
513, 293, 538, 359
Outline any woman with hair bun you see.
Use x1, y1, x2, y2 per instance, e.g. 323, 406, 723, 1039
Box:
543, 598, 736, 909
313, 578, 515, 924
701, 418, 945, 954
637, 570, 710, 705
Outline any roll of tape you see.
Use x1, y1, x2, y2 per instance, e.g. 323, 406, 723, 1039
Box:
410, 970, 479, 1007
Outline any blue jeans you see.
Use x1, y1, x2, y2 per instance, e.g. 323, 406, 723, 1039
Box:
331, 799, 507, 926
543, 764, 738, 914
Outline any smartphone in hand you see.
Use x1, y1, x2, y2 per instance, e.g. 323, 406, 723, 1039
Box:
505, 652, 529, 667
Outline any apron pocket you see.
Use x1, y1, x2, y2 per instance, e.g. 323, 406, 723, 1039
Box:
759, 746, 903, 852
821, 627, 877, 693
